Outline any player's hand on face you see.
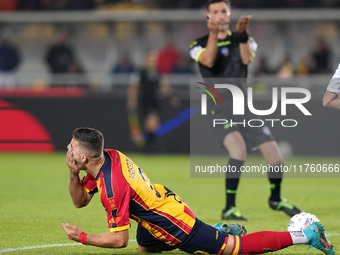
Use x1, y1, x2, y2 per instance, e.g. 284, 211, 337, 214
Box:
61, 223, 84, 242
236, 15, 252, 32
66, 147, 79, 176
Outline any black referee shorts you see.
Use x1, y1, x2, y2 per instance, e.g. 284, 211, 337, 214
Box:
208, 101, 274, 153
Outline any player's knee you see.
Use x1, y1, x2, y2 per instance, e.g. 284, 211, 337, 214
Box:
222, 235, 235, 254
268, 155, 283, 167
323, 97, 330, 108
239, 150, 247, 161
138, 244, 163, 253
322, 91, 338, 109
230, 149, 247, 161
137, 246, 147, 253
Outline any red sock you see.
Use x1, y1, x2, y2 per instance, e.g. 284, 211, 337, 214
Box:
239, 231, 293, 254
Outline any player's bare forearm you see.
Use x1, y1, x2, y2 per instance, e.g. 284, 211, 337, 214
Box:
323, 91, 340, 111
85, 230, 129, 248
62, 223, 129, 248
65, 148, 91, 208
239, 42, 253, 65
69, 174, 91, 208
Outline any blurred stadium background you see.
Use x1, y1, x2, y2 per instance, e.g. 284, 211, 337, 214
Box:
1, 0, 340, 156
1, 2, 340, 254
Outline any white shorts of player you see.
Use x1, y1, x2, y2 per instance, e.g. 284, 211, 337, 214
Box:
327, 63, 340, 94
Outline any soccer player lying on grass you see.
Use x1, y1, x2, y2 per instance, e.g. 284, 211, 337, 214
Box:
61, 127, 335, 254
323, 63, 340, 111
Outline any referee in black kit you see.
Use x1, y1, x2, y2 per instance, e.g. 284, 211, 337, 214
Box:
189, 0, 301, 221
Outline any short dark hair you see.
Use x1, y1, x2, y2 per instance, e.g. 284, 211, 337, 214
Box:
206, 0, 231, 10
73, 127, 104, 157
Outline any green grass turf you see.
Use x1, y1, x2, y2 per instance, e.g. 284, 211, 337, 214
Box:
0, 153, 339, 254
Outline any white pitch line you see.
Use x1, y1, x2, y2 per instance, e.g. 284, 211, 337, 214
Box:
0, 239, 137, 253
0, 243, 81, 253
1, 236, 339, 253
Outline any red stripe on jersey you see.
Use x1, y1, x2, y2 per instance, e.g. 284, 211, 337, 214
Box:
130, 188, 193, 234
152, 209, 193, 234
98, 150, 131, 230
148, 222, 181, 245
130, 188, 151, 210
81, 174, 97, 191
132, 216, 182, 246
184, 206, 196, 221
218, 236, 229, 254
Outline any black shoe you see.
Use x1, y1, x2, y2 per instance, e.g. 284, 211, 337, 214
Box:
221, 207, 248, 221
269, 198, 301, 217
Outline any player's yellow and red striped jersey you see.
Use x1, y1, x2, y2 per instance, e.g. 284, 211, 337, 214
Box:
81, 149, 196, 246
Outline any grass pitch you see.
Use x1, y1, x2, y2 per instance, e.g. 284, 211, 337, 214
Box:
0, 153, 339, 254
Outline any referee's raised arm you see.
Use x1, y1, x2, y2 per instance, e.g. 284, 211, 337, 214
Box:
197, 1, 231, 68
198, 17, 219, 68
236, 15, 254, 65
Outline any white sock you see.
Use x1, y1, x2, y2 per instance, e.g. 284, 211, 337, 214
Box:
332, 63, 340, 78
289, 231, 308, 244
